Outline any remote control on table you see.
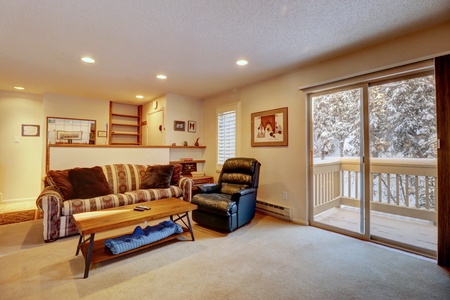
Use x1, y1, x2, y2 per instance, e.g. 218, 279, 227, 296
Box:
135, 205, 151, 210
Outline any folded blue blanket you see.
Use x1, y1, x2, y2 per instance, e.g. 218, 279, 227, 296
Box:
104, 220, 183, 255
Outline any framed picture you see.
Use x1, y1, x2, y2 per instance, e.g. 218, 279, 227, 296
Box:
187, 120, 197, 133
97, 130, 107, 137
174, 121, 186, 131
22, 124, 40, 137
251, 107, 288, 147
57, 131, 82, 140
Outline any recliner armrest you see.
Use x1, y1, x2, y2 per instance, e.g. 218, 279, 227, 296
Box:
197, 183, 221, 194
231, 187, 256, 201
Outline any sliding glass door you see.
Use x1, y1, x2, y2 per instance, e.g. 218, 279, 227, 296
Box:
308, 68, 438, 256
310, 87, 365, 235
368, 73, 437, 255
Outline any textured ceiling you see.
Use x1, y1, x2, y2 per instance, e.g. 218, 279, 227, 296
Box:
1, 0, 450, 103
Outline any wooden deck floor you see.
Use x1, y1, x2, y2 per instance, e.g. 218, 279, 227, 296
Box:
314, 206, 437, 253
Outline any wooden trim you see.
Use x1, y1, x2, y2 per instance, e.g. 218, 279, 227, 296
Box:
435, 54, 450, 267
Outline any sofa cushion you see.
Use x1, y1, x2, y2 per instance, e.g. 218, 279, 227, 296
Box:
171, 164, 182, 185
69, 166, 112, 199
61, 186, 183, 215
101, 164, 147, 194
141, 165, 174, 189
46, 169, 74, 200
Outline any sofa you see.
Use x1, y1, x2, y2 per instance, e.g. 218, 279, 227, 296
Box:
36, 163, 193, 242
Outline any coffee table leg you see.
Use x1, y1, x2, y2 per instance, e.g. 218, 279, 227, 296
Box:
172, 213, 195, 241
84, 233, 95, 279
185, 212, 195, 241
76, 234, 83, 256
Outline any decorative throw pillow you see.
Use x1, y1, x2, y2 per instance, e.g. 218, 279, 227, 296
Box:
170, 164, 182, 185
141, 165, 174, 189
46, 170, 74, 200
68, 166, 112, 199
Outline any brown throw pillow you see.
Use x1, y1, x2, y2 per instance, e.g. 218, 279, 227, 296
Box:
68, 166, 111, 199
141, 165, 174, 189
170, 164, 182, 185
46, 170, 74, 200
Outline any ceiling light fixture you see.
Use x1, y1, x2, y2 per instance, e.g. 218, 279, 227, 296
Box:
156, 74, 167, 79
14, 86, 25, 90
236, 59, 248, 66
81, 57, 95, 63
136, 95, 144, 99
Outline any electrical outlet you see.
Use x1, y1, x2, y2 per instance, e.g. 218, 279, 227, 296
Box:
282, 191, 288, 200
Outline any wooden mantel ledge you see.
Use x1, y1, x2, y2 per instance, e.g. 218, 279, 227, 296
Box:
48, 144, 206, 149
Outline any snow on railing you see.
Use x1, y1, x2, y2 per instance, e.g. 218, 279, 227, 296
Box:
313, 157, 437, 221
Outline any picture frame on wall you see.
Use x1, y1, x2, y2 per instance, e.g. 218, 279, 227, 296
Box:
251, 107, 288, 147
97, 130, 107, 137
174, 120, 186, 131
56, 131, 83, 140
22, 124, 40, 137
187, 120, 197, 133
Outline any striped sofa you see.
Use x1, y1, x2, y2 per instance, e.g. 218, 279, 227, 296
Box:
36, 164, 193, 242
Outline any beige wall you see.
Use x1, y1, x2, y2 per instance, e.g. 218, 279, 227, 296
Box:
165, 93, 203, 146
0, 90, 43, 201
202, 21, 450, 224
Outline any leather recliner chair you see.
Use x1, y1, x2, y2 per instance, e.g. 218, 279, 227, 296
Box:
191, 157, 261, 232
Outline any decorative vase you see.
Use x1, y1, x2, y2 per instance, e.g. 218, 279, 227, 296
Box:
195, 138, 200, 146
183, 141, 188, 146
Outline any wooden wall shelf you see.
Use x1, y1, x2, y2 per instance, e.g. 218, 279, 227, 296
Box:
109, 101, 142, 145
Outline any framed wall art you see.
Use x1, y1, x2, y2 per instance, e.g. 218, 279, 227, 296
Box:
187, 120, 197, 133
251, 107, 288, 147
174, 120, 186, 131
57, 131, 82, 140
97, 130, 107, 137
22, 124, 40, 137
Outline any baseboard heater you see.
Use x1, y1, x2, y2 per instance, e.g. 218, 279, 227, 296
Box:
256, 200, 292, 221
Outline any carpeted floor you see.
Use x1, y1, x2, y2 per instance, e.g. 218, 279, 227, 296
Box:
1, 213, 450, 300
0, 209, 38, 225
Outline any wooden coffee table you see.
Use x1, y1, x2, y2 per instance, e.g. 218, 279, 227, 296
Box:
73, 198, 197, 278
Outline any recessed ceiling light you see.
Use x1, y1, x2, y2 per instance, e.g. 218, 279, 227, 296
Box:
81, 57, 95, 63
136, 95, 144, 99
156, 74, 167, 79
14, 86, 25, 90
236, 59, 248, 66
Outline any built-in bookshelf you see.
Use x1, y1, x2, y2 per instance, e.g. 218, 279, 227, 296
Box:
109, 101, 142, 145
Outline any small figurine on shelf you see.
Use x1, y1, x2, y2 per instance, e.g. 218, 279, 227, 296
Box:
195, 138, 200, 146
183, 141, 188, 146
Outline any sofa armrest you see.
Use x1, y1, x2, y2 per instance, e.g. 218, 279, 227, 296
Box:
36, 186, 64, 211
179, 177, 194, 202
36, 186, 65, 242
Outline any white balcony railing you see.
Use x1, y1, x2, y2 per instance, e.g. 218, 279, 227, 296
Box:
313, 157, 437, 223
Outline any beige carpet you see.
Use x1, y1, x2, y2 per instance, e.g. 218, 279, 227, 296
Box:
1, 213, 449, 300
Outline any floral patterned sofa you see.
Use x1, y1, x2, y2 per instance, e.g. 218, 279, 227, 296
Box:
36, 163, 193, 242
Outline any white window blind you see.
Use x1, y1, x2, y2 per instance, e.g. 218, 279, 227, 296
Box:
217, 107, 236, 167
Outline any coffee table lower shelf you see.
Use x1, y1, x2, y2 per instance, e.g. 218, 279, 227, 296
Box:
78, 227, 191, 265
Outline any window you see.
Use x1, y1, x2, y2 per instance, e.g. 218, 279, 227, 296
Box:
217, 103, 238, 168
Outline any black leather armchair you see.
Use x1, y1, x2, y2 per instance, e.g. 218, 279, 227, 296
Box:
191, 157, 261, 232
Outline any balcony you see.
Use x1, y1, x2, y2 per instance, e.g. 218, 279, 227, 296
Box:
313, 157, 437, 254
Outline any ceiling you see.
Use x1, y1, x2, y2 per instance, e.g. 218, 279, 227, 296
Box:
1, 0, 450, 104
